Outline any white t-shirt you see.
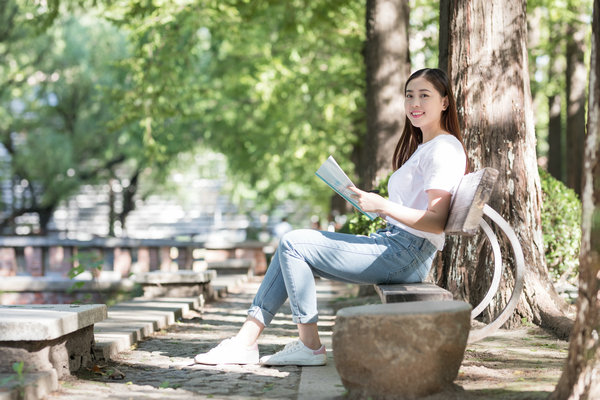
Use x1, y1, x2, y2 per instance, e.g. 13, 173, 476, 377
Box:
386, 134, 467, 250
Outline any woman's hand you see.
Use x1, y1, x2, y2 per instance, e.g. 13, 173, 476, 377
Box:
347, 186, 387, 215
349, 186, 452, 234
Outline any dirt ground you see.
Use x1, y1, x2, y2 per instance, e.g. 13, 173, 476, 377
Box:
452, 324, 569, 399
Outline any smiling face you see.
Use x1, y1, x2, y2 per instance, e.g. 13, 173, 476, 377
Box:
404, 76, 449, 135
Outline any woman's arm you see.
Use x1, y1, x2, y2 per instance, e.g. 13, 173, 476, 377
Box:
348, 187, 452, 234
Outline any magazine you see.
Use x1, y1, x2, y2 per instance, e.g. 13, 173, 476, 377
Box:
315, 156, 378, 220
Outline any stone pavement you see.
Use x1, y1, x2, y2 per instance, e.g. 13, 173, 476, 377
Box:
44, 277, 351, 400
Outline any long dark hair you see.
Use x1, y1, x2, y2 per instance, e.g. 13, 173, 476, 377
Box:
392, 68, 467, 172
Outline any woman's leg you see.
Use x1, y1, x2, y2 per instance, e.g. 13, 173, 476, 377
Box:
194, 247, 288, 365
297, 322, 321, 350
276, 228, 418, 326
259, 228, 429, 366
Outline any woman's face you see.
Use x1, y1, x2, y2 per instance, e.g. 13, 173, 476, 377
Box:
404, 77, 448, 133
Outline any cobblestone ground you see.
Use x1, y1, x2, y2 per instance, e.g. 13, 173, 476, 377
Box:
46, 278, 353, 400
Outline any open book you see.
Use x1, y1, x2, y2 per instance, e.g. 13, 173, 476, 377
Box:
315, 156, 378, 220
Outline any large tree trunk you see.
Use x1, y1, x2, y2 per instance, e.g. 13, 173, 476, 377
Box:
551, 1, 600, 397
437, 0, 572, 338
359, 0, 410, 190
565, 7, 588, 196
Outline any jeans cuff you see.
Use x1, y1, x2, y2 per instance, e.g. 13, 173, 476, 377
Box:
247, 305, 275, 327
292, 313, 319, 324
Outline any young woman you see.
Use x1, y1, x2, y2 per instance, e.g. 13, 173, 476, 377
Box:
194, 68, 468, 366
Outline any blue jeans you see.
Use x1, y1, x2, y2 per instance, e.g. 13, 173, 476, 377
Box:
247, 225, 437, 325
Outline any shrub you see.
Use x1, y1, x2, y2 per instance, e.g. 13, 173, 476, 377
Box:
539, 168, 581, 283
339, 174, 390, 235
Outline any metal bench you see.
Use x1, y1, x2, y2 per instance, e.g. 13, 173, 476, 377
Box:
374, 168, 525, 343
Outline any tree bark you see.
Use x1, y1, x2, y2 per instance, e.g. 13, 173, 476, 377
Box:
551, 1, 600, 397
548, 92, 563, 181
548, 29, 565, 181
565, 3, 588, 196
438, 0, 572, 337
359, 0, 410, 189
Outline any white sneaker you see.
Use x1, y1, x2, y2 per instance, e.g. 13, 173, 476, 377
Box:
194, 337, 259, 365
260, 340, 327, 366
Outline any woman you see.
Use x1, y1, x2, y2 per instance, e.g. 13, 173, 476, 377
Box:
194, 68, 468, 366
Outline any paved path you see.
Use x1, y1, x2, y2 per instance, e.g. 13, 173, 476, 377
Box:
45, 278, 350, 400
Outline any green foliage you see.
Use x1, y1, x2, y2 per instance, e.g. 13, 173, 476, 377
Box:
539, 168, 582, 282
99, 0, 366, 214
67, 251, 104, 295
0, 361, 26, 395
340, 173, 390, 235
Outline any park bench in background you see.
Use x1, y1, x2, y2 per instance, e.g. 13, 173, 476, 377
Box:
134, 269, 217, 299
333, 167, 526, 399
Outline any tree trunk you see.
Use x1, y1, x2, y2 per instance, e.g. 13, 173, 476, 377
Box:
548, 30, 565, 181
551, 1, 600, 397
37, 205, 55, 235
119, 169, 140, 232
359, 0, 410, 190
565, 4, 588, 196
108, 179, 116, 237
548, 93, 563, 181
438, 0, 572, 338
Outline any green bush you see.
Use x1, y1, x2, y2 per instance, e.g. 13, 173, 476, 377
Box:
539, 168, 581, 283
341, 167, 582, 284
339, 174, 390, 235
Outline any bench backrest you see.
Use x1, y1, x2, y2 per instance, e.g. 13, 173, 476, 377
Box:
444, 168, 499, 235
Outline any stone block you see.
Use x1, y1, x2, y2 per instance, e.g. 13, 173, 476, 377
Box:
333, 301, 471, 400
113, 247, 132, 277
48, 246, 72, 276
136, 247, 150, 272
0, 304, 107, 341
24, 247, 43, 276
0, 248, 17, 277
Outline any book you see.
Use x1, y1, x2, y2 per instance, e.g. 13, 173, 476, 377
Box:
315, 155, 378, 220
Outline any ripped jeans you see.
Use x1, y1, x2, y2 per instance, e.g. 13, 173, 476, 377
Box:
247, 225, 437, 325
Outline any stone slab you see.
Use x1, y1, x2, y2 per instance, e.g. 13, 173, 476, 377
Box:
333, 301, 472, 400
298, 351, 346, 400
134, 269, 216, 284
375, 282, 453, 303
93, 295, 203, 361
0, 304, 107, 341
0, 276, 135, 292
206, 259, 255, 275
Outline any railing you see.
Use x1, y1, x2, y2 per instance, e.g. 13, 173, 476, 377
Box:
0, 236, 272, 305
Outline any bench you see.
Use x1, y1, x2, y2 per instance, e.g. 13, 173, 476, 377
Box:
0, 304, 107, 379
134, 269, 217, 299
374, 167, 525, 343
332, 168, 526, 398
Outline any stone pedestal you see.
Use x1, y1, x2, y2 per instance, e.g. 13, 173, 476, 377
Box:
333, 301, 471, 400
